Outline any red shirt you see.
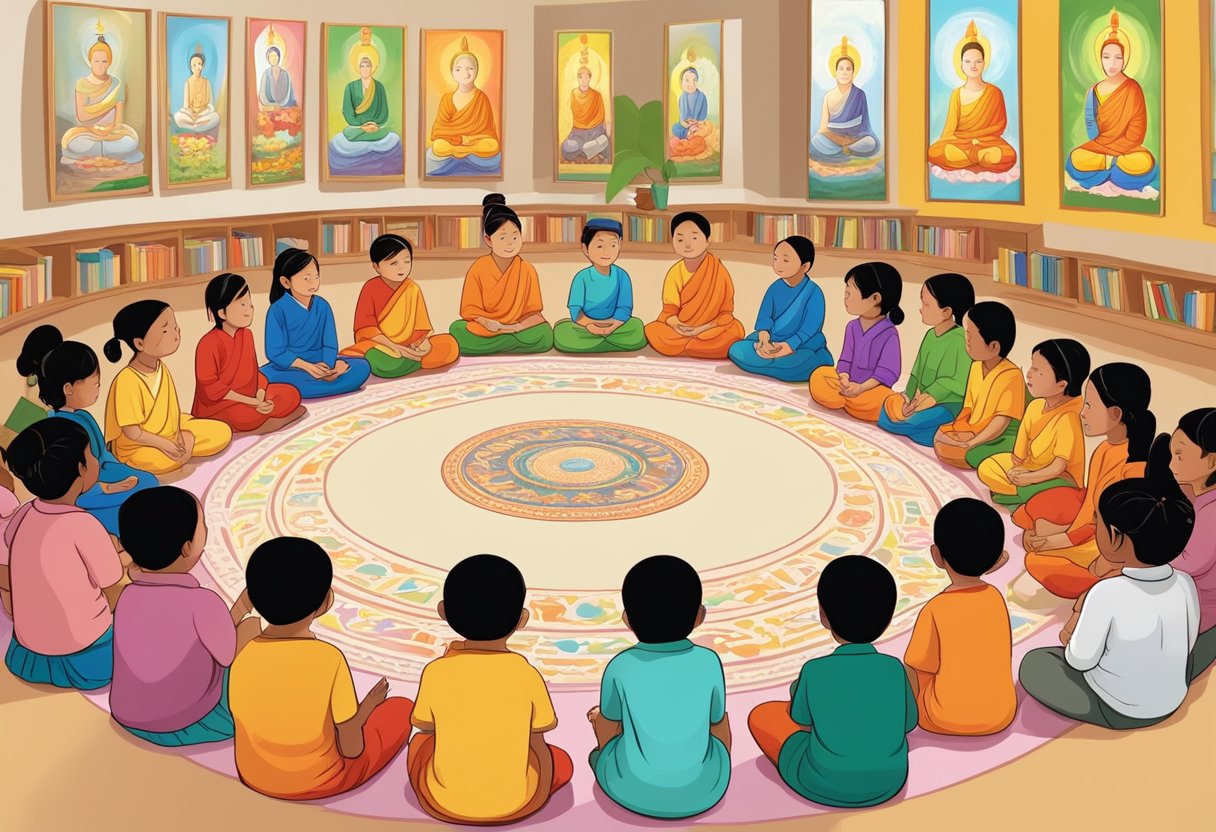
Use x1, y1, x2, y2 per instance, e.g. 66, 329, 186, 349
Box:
193, 327, 267, 419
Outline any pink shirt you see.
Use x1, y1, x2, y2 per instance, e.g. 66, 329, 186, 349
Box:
1176, 488, 1216, 633
110, 571, 235, 732
1, 500, 122, 655
0, 486, 19, 566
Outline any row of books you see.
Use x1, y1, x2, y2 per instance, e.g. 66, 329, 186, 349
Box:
1080, 265, 1125, 312
753, 213, 826, 247
126, 242, 175, 283
77, 248, 121, 295
916, 225, 978, 260
1145, 281, 1215, 331
437, 217, 484, 250
993, 249, 1067, 297
835, 217, 903, 251
359, 221, 380, 252
628, 215, 666, 244
0, 257, 53, 318
322, 222, 353, 255
229, 232, 264, 270
183, 236, 228, 277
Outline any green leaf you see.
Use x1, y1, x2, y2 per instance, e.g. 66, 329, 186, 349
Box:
637, 100, 665, 167
605, 149, 650, 203
613, 95, 641, 152
661, 159, 678, 183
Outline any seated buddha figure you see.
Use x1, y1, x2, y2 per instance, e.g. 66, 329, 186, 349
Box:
561, 58, 610, 163
60, 24, 142, 165
327, 27, 403, 176
173, 47, 221, 133
426, 37, 502, 176
258, 43, 296, 111
1064, 10, 1157, 192
669, 63, 715, 159
927, 21, 1017, 174
809, 36, 880, 164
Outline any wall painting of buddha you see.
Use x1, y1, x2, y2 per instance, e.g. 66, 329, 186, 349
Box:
664, 21, 723, 182
160, 13, 230, 190
321, 24, 406, 183
246, 18, 305, 188
926, 1, 1022, 204
1060, 1, 1162, 215
555, 31, 613, 182
45, 3, 151, 202
421, 30, 505, 181
807, 0, 887, 201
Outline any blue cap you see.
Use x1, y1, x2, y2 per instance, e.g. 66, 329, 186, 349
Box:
585, 218, 623, 236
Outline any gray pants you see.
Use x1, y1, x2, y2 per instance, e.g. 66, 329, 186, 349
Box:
1020, 627, 1216, 730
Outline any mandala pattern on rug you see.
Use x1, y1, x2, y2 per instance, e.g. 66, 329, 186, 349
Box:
442, 420, 708, 521
202, 359, 1053, 691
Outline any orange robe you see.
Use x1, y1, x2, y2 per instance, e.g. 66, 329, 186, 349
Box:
460, 255, 543, 336
645, 254, 744, 359
927, 84, 1017, 173
570, 88, 605, 130
342, 276, 459, 371
1077, 79, 1152, 159
431, 90, 499, 148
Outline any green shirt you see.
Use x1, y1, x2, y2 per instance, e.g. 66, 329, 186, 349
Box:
594, 639, 730, 819
905, 325, 969, 404
777, 643, 917, 808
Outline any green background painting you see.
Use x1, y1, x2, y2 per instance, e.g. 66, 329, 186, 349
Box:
1059, 0, 1162, 215
323, 24, 404, 179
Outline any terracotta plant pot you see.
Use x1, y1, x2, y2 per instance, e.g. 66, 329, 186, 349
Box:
634, 187, 655, 211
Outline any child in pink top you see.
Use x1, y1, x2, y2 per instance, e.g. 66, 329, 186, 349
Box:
0, 482, 19, 616
1169, 409, 1216, 678
0, 418, 125, 689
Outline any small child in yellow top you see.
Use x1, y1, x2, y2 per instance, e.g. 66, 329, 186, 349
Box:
407, 554, 572, 825
977, 338, 1090, 507
904, 498, 1017, 735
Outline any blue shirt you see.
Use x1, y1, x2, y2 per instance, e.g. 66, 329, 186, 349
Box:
264, 294, 340, 369
50, 408, 114, 466
595, 640, 730, 818
753, 276, 827, 353
568, 264, 634, 323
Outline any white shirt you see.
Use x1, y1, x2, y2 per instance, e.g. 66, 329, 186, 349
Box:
1066, 565, 1200, 720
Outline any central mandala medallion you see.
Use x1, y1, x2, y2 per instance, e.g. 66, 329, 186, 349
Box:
441, 419, 709, 521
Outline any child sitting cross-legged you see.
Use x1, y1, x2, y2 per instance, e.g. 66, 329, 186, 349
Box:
904, 498, 1017, 735
588, 555, 731, 819
230, 537, 412, 799
110, 486, 261, 746
748, 555, 916, 808
408, 554, 572, 825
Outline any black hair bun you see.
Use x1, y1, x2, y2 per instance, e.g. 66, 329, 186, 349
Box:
888, 305, 906, 326
482, 192, 507, 209
103, 337, 124, 363
16, 325, 63, 377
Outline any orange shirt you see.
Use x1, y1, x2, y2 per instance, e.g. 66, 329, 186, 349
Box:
904, 584, 1016, 736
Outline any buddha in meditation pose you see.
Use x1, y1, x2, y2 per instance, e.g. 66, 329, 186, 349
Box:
809, 36, 880, 164
927, 21, 1016, 174
427, 37, 502, 176
327, 27, 402, 176
669, 62, 714, 159
60, 20, 143, 166
561, 39, 610, 164
258, 41, 296, 110
173, 47, 221, 133
1064, 9, 1157, 192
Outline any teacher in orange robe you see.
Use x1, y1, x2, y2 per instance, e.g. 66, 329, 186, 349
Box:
645, 212, 745, 359
426, 37, 501, 177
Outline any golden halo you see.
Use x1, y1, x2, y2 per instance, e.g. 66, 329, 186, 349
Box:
953, 19, 991, 80
349, 26, 380, 76
1093, 8, 1133, 70
827, 35, 861, 78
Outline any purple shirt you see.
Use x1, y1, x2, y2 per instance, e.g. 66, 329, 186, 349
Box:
110, 571, 235, 732
837, 317, 901, 388
1175, 488, 1216, 633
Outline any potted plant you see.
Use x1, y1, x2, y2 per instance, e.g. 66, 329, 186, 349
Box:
605, 96, 677, 210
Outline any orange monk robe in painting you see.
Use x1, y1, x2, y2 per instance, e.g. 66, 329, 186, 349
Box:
570, 88, 606, 130
927, 84, 1017, 173
1066, 78, 1156, 189
645, 254, 745, 359
431, 90, 500, 157
342, 277, 460, 378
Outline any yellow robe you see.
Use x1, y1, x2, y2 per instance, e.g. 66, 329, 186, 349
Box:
103, 364, 231, 476
978, 396, 1084, 497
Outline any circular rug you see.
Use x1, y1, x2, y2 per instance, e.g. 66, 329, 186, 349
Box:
202, 357, 1055, 692
442, 419, 709, 521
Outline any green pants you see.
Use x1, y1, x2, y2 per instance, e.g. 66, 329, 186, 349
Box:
992, 477, 1074, 507
448, 320, 554, 356
365, 349, 423, 379
553, 318, 647, 354
964, 419, 1021, 469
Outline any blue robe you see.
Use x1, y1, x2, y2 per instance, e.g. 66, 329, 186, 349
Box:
729, 277, 834, 382
49, 409, 158, 536
261, 295, 371, 399
568, 265, 634, 322
672, 90, 709, 139
809, 86, 881, 162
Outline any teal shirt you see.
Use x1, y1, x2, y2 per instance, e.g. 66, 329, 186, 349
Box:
594, 640, 730, 818
568, 264, 634, 323
777, 643, 917, 808
905, 325, 969, 404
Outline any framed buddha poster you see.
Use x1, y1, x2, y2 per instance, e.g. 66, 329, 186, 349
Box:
664, 20, 723, 181
1059, 0, 1163, 215
807, 0, 887, 201
926, 1, 1022, 204
160, 13, 231, 190
45, 2, 152, 202
246, 18, 306, 188
1203, 0, 1215, 225
555, 31, 613, 182
321, 24, 406, 183
421, 29, 505, 181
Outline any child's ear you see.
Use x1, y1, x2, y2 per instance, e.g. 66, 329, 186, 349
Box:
929, 544, 944, 569
694, 605, 706, 629
437, 600, 446, 622
987, 549, 1010, 574
818, 606, 831, 632
180, 537, 193, 562
621, 610, 632, 633
132, 337, 145, 353
316, 588, 334, 617
515, 608, 529, 634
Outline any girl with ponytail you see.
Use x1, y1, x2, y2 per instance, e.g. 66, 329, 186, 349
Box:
1015, 362, 1154, 599
810, 261, 904, 422
1020, 433, 1210, 729
101, 300, 232, 475
16, 324, 157, 536
1169, 407, 1216, 647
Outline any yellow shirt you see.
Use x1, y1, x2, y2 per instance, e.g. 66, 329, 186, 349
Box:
412, 644, 557, 820
950, 358, 1026, 433
1013, 396, 1086, 485
661, 260, 695, 310
230, 638, 359, 798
